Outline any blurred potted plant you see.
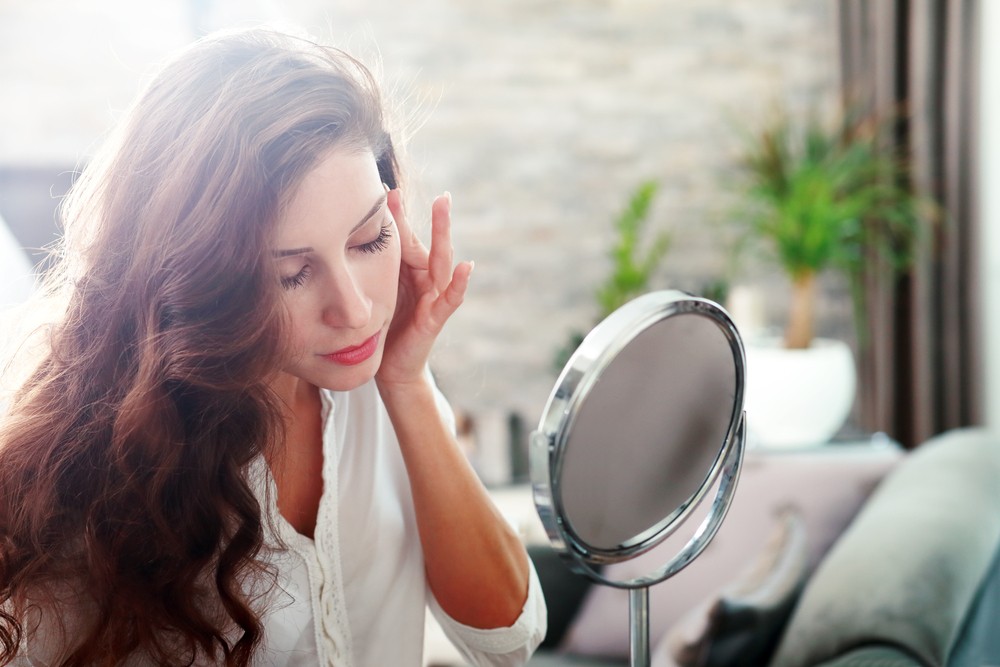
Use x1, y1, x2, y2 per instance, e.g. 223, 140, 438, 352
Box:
731, 106, 926, 446
555, 181, 670, 371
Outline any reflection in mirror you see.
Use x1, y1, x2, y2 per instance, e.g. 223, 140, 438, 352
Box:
559, 314, 737, 551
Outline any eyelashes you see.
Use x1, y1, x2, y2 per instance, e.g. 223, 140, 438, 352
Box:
279, 223, 394, 290
355, 223, 393, 255
281, 265, 311, 290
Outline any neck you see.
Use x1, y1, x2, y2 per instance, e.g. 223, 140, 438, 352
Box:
270, 372, 319, 412
266, 373, 323, 472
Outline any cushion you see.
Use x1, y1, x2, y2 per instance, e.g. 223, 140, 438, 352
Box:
653, 507, 808, 667
946, 539, 1000, 667
768, 428, 1000, 667
559, 443, 901, 659
528, 544, 601, 649
810, 646, 923, 667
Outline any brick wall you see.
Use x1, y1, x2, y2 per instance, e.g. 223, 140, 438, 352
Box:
299, 0, 843, 448
0, 0, 842, 479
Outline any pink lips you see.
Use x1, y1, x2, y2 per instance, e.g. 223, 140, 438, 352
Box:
323, 333, 380, 366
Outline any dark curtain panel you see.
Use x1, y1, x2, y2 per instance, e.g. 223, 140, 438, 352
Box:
837, 0, 981, 448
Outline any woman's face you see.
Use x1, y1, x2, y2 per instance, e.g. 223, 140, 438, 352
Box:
272, 147, 400, 396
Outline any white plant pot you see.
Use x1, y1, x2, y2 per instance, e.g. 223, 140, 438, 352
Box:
743, 337, 856, 448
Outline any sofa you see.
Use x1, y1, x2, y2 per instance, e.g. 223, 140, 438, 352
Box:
525, 429, 1000, 667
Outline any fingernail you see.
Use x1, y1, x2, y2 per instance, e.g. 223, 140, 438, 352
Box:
468, 260, 475, 274
444, 191, 452, 204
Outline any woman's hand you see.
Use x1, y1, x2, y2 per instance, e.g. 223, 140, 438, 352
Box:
376, 188, 472, 390
375, 189, 531, 630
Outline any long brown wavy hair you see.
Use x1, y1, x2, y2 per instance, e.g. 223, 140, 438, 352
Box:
0, 28, 398, 665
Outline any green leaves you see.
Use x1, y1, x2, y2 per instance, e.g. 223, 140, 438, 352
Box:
554, 180, 671, 372
737, 109, 922, 282
596, 181, 670, 318
730, 106, 934, 349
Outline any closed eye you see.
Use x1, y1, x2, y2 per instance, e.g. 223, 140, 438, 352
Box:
280, 264, 311, 290
354, 223, 393, 255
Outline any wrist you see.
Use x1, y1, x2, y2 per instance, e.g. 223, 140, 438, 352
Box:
375, 372, 433, 406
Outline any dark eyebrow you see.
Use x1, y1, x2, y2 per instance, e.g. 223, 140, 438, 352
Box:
272, 194, 388, 258
274, 246, 312, 258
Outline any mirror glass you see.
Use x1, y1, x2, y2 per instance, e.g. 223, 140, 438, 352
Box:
558, 312, 738, 551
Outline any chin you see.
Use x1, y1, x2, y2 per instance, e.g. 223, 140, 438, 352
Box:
310, 355, 384, 393
312, 370, 377, 393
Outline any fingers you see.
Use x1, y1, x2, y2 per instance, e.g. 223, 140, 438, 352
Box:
429, 192, 455, 293
392, 188, 469, 322
422, 260, 474, 331
388, 188, 429, 270
443, 259, 473, 309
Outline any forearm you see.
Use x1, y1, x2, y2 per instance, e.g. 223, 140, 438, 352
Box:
377, 376, 530, 629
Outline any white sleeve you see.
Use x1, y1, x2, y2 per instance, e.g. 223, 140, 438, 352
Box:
427, 562, 547, 667
12, 603, 80, 667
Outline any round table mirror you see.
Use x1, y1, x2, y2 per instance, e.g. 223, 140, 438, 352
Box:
530, 290, 747, 667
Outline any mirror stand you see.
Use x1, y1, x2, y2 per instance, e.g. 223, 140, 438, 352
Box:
533, 411, 745, 667
630, 587, 650, 667
626, 411, 745, 666
530, 291, 748, 667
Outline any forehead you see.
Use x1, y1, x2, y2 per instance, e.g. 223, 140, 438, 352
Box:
275, 147, 382, 241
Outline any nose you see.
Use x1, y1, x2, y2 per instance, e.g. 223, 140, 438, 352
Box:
321, 266, 372, 330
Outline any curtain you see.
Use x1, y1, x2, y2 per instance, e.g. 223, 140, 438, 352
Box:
837, 0, 981, 448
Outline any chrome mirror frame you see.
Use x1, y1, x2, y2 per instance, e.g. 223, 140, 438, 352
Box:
530, 290, 747, 666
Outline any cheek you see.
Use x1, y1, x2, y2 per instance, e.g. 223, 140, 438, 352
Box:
389, 242, 402, 280
279, 297, 313, 355
354, 246, 401, 314
383, 245, 402, 304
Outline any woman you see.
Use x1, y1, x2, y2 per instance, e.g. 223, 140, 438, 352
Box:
0, 27, 545, 666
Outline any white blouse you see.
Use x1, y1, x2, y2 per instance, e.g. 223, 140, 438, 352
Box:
251, 379, 547, 666
17, 379, 546, 666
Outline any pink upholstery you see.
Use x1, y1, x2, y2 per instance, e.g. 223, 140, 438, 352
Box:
559, 443, 904, 659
